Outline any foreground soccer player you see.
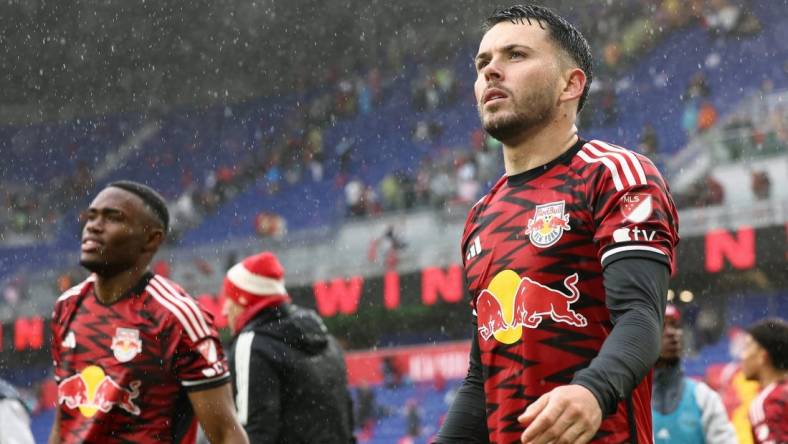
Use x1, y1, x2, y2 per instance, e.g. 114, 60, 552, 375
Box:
436, 4, 679, 444
48, 181, 248, 444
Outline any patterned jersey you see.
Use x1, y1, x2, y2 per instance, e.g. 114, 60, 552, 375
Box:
51, 273, 230, 444
749, 380, 788, 444
462, 138, 679, 444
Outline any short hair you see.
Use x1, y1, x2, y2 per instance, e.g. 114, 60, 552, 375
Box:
747, 318, 788, 370
484, 4, 594, 112
108, 180, 169, 233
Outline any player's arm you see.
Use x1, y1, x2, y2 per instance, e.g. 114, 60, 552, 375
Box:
47, 408, 60, 444
570, 257, 668, 415
695, 382, 737, 444
434, 318, 488, 443
233, 337, 282, 444
188, 383, 249, 444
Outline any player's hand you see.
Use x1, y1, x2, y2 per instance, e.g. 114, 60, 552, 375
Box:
518, 384, 602, 444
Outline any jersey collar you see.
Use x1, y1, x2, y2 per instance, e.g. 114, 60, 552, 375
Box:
506, 138, 586, 187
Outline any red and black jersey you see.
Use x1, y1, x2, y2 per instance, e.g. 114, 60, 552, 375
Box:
51, 273, 229, 444
462, 138, 679, 444
749, 380, 788, 444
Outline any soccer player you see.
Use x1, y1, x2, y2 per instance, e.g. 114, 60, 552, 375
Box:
436, 4, 679, 444
221, 251, 355, 443
48, 181, 249, 444
740, 318, 788, 444
652, 305, 736, 443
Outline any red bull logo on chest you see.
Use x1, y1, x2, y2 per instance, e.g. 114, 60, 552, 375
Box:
58, 365, 141, 417
477, 271, 587, 344
525, 201, 571, 248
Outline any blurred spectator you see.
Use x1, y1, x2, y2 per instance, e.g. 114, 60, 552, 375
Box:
405, 398, 423, 438
383, 355, 404, 389
638, 123, 660, 163
697, 101, 719, 133
356, 383, 379, 437
345, 178, 366, 217
751, 171, 771, 200
682, 99, 700, 137
255, 212, 287, 239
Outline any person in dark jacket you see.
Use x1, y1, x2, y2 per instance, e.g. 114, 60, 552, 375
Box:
222, 251, 355, 444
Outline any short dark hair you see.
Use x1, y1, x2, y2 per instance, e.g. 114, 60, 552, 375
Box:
748, 317, 788, 370
108, 180, 170, 233
485, 4, 593, 112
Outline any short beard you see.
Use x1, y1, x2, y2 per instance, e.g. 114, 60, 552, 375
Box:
80, 258, 128, 278
478, 77, 558, 144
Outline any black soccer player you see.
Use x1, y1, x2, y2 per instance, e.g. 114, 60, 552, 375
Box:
48, 181, 249, 444
436, 5, 679, 444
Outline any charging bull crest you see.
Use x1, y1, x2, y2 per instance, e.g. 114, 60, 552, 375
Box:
525, 201, 571, 248
477, 271, 586, 344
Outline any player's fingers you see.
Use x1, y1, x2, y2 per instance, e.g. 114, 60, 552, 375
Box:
523, 407, 577, 444
520, 398, 563, 443
550, 419, 586, 444
518, 393, 549, 425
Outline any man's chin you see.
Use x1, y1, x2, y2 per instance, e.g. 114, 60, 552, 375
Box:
80, 258, 118, 277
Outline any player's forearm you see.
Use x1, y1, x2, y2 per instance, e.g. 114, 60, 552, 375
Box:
435, 325, 488, 443
572, 257, 668, 415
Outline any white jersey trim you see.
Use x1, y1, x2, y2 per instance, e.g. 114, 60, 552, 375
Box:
151, 276, 212, 336
592, 140, 648, 185
181, 373, 230, 387
600, 245, 666, 264
749, 382, 777, 424
579, 140, 649, 191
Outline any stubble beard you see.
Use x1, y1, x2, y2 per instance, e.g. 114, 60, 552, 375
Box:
478, 84, 557, 144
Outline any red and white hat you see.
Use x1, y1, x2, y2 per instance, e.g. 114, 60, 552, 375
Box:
223, 252, 287, 306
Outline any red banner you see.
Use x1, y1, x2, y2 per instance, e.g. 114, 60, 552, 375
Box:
344, 340, 470, 386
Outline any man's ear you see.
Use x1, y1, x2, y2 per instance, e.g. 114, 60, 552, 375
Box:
143, 227, 165, 254
559, 67, 586, 105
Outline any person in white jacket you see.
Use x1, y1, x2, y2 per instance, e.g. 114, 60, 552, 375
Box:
652, 305, 737, 444
0, 378, 35, 444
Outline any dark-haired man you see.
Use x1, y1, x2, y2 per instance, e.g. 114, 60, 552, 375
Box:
48, 181, 248, 444
436, 4, 678, 444
741, 318, 788, 444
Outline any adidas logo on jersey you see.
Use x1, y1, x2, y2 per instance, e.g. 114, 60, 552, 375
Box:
466, 236, 482, 260
62, 331, 76, 349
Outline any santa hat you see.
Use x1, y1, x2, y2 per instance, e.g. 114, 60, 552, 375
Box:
223, 252, 287, 306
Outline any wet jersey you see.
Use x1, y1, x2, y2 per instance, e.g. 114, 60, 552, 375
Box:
462, 138, 679, 444
51, 273, 230, 444
749, 380, 788, 444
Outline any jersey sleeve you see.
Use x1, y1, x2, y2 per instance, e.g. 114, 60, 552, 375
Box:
582, 141, 679, 271
154, 278, 230, 391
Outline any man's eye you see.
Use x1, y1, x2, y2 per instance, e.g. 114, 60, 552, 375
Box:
476, 60, 488, 71
510, 52, 525, 59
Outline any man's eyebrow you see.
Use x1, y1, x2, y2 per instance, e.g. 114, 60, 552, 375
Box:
475, 44, 534, 63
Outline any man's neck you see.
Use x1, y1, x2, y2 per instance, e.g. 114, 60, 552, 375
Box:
94, 266, 149, 304
759, 368, 788, 388
502, 121, 579, 176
